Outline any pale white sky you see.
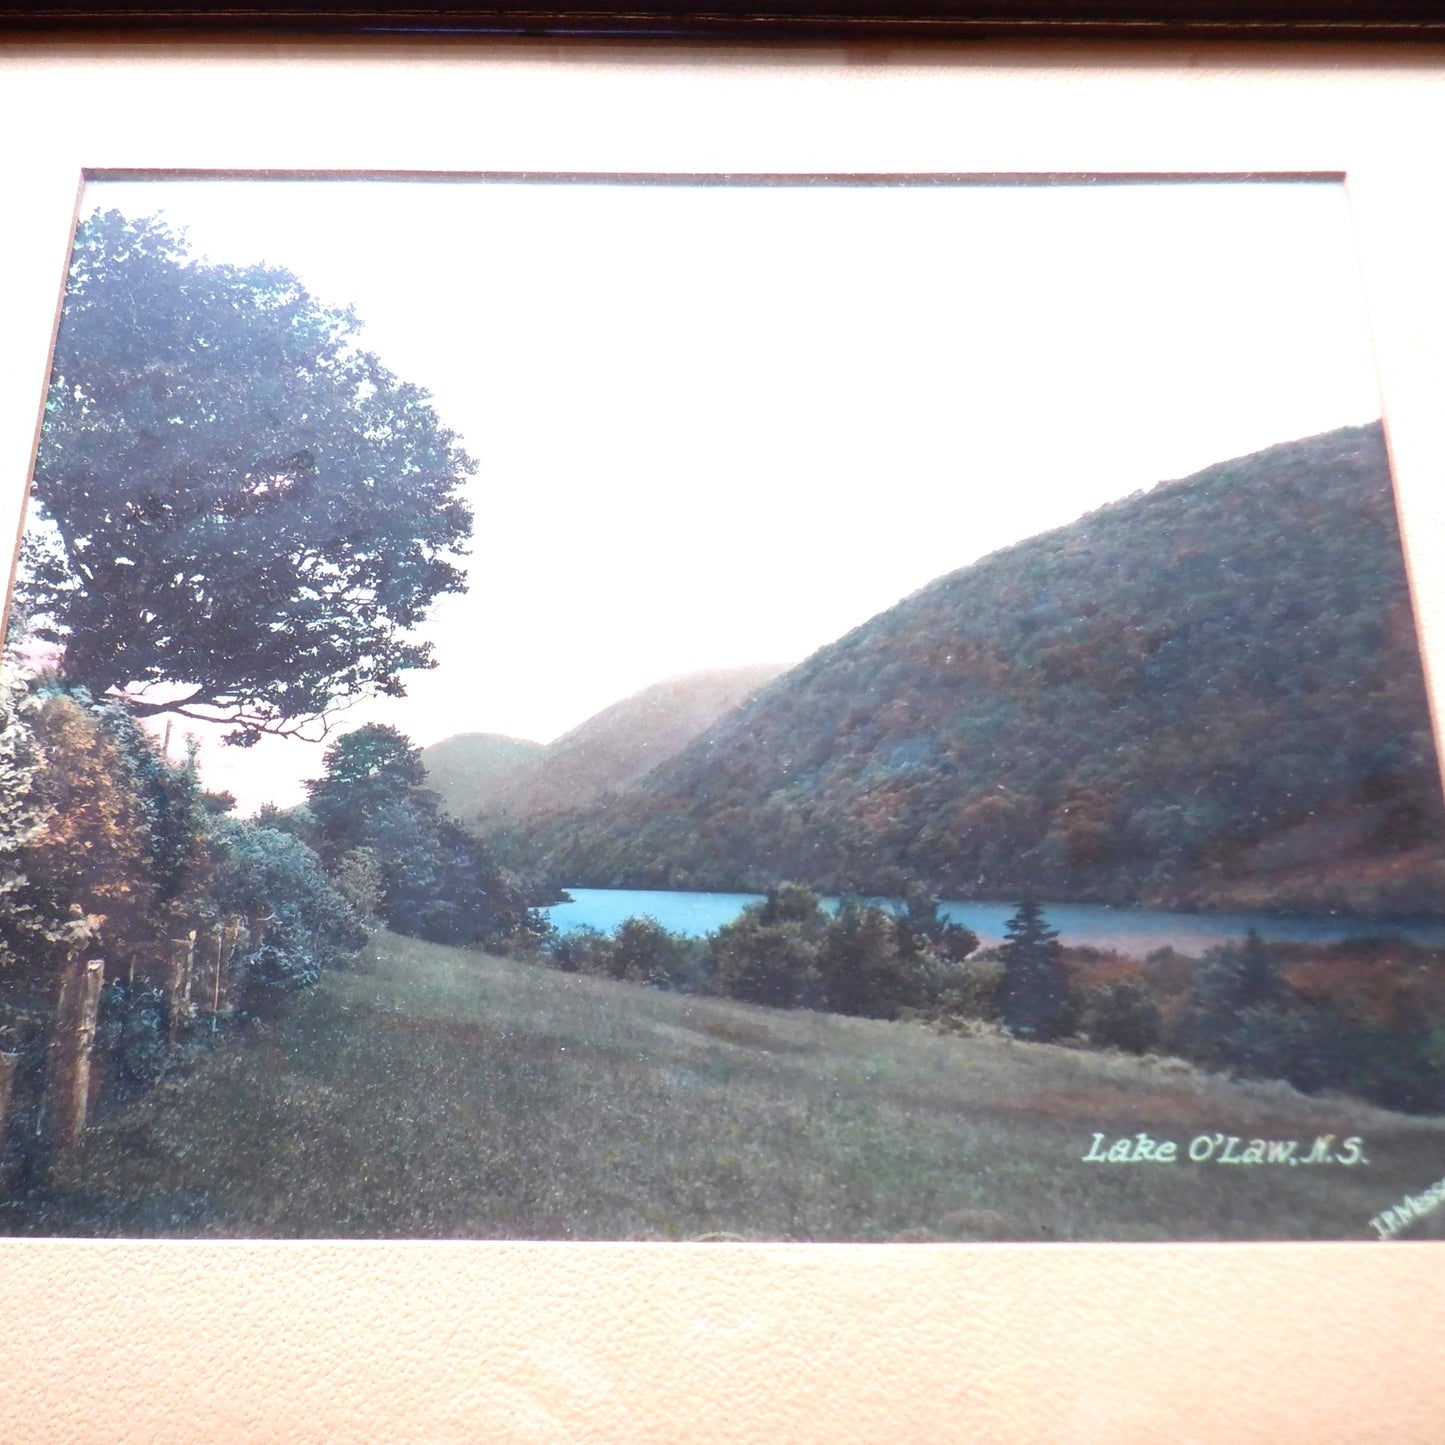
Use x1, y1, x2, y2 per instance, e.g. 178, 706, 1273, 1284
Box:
71, 178, 1381, 812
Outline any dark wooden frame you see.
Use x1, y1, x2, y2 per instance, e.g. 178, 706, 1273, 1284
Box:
3, 1, 1445, 43
0, 25, 1441, 1445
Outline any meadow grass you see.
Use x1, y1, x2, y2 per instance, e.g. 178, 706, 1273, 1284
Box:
12, 930, 1445, 1240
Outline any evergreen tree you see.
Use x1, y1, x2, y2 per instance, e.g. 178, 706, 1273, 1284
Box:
997, 899, 1067, 1041
1235, 928, 1281, 1009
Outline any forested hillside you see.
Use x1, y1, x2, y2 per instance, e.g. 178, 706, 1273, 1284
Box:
528, 425, 1445, 914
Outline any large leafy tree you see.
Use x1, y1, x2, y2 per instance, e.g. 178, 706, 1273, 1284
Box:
24, 209, 475, 743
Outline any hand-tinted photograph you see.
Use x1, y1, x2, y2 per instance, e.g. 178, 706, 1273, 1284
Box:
2, 177, 1442, 1241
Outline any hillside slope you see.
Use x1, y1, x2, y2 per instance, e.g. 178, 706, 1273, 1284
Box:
421, 732, 544, 818
531, 424, 1445, 914
461, 664, 788, 824
10, 929, 1441, 1240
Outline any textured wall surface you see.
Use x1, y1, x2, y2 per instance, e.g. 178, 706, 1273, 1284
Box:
4, 1240, 1444, 1442
1, 39, 1444, 1440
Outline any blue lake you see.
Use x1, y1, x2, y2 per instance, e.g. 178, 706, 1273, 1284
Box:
545, 887, 1445, 958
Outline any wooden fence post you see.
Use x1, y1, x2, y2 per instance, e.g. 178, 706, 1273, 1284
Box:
166, 931, 197, 1044
216, 913, 242, 1017
200, 915, 245, 1027
47, 955, 104, 1149
0, 1050, 18, 1166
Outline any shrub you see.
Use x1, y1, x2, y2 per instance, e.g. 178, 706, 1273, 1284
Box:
330, 846, 384, 920
0, 656, 55, 973
1080, 978, 1162, 1054
98, 978, 168, 1087
21, 691, 159, 973
1172, 931, 1285, 1067
546, 926, 614, 976
815, 895, 955, 1020
895, 881, 980, 965
209, 817, 365, 992
609, 916, 702, 990
709, 885, 828, 1009
931, 959, 1004, 1024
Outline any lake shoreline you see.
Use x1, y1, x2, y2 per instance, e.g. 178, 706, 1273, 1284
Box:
544, 885, 1445, 957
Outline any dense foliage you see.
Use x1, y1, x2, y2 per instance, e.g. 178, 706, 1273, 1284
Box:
527, 425, 1445, 916
0, 670, 371, 1180
0, 671, 374, 1175
541, 889, 1445, 1113
0, 658, 57, 972
1159, 933, 1445, 1114
8, 687, 217, 987
306, 724, 541, 949
544, 881, 978, 1023
209, 817, 366, 991
24, 209, 475, 744
548, 916, 707, 991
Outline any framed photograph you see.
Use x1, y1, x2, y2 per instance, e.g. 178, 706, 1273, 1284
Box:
2, 30, 1444, 1440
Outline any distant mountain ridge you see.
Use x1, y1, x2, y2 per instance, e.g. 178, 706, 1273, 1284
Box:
429, 664, 789, 825
421, 733, 545, 818
524, 423, 1445, 916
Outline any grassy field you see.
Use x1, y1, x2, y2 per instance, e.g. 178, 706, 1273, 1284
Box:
7, 930, 1445, 1240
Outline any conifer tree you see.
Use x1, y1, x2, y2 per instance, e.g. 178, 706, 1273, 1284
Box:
997, 899, 1067, 1041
